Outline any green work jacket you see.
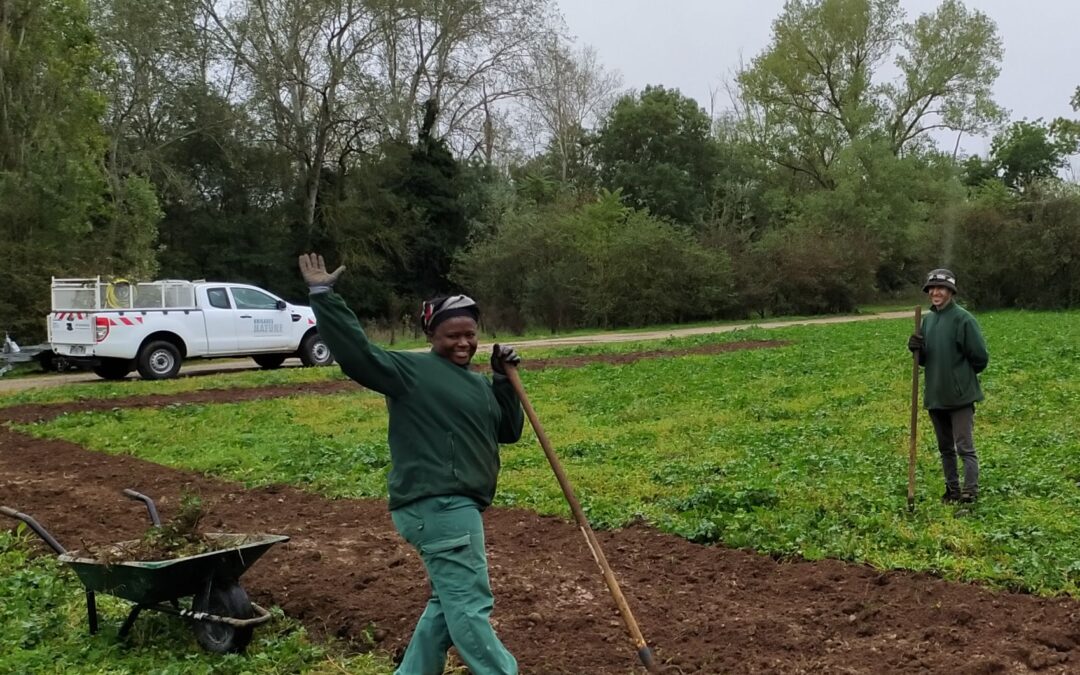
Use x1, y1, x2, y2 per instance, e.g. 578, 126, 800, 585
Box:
311, 291, 523, 510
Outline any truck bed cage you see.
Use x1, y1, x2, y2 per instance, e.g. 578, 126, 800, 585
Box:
51, 277, 198, 311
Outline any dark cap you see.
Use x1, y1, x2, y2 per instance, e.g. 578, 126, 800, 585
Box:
922, 268, 958, 293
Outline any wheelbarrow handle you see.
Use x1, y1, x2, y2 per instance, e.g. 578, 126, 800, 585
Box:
1, 506, 67, 555
122, 489, 161, 527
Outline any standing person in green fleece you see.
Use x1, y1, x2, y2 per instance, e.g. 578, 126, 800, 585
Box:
298, 253, 524, 675
907, 268, 989, 505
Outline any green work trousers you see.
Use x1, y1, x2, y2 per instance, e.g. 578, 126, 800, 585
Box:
390, 495, 517, 675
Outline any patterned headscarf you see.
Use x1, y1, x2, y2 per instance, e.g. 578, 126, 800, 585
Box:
421, 295, 479, 334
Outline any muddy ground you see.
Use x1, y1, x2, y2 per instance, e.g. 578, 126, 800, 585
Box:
2, 342, 1079, 674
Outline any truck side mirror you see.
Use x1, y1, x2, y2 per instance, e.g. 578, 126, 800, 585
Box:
276, 300, 287, 310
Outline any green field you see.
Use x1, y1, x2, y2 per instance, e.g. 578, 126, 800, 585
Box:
16, 310, 1080, 596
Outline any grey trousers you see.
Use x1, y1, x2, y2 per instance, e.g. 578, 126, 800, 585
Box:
928, 405, 979, 493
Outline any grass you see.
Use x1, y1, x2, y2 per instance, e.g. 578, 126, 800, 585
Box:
0, 529, 393, 675
18, 309, 1080, 596
0, 304, 914, 409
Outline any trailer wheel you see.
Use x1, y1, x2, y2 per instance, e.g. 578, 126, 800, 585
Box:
252, 354, 287, 369
299, 333, 334, 367
192, 582, 254, 654
136, 340, 181, 380
93, 358, 132, 380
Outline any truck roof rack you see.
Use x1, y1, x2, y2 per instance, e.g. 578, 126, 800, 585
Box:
51, 277, 198, 311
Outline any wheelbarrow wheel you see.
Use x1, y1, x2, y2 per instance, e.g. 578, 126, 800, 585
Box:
192, 582, 255, 653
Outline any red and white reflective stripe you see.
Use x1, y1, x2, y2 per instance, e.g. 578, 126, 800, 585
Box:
54, 312, 88, 321
308, 318, 315, 325
108, 317, 144, 326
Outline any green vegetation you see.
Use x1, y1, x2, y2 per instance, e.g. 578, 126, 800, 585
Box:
0, 529, 393, 674
0, 307, 912, 409
20, 312, 1080, 595
0, 363, 349, 408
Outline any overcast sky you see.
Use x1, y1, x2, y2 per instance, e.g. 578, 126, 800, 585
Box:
555, 0, 1080, 159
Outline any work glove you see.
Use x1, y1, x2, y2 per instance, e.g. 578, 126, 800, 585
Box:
298, 253, 346, 290
907, 333, 924, 353
490, 344, 521, 375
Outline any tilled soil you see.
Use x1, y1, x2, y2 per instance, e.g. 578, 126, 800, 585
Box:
3, 342, 1080, 674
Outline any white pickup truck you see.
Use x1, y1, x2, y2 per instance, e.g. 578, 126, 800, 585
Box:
48, 277, 333, 380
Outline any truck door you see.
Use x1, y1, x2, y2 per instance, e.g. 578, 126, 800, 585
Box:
231, 286, 291, 352
202, 287, 238, 355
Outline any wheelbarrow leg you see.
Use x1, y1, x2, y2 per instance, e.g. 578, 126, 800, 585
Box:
86, 591, 98, 635
119, 605, 143, 639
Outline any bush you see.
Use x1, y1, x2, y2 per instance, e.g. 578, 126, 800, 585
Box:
739, 226, 876, 316
954, 196, 1080, 309
454, 194, 735, 331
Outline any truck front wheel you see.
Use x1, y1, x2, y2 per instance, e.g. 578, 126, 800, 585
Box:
299, 333, 334, 367
93, 358, 132, 380
137, 340, 182, 380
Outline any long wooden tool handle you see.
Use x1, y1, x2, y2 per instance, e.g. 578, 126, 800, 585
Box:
504, 365, 659, 673
907, 306, 922, 512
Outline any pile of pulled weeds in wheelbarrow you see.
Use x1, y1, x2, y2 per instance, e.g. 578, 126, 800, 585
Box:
89, 493, 219, 563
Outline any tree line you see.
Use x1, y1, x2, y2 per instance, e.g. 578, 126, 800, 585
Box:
2, 0, 1079, 341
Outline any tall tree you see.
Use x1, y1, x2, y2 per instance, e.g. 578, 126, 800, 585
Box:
517, 40, 622, 183
988, 119, 1080, 192
198, 0, 380, 238
737, 0, 1004, 186
368, 0, 558, 159
593, 86, 721, 227
0, 0, 160, 339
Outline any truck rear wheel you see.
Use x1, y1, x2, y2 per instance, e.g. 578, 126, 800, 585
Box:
136, 340, 182, 380
93, 358, 132, 380
299, 333, 334, 367
252, 354, 286, 369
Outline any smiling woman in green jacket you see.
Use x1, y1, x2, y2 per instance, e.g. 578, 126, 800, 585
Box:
299, 253, 523, 675
907, 268, 989, 505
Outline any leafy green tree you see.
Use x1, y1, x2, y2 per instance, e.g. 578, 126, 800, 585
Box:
988, 119, 1080, 192
738, 0, 1004, 181
960, 155, 998, 188
593, 86, 721, 227
322, 115, 479, 316
734, 0, 997, 295
1, 0, 160, 340
153, 88, 296, 295
517, 41, 621, 184
511, 125, 601, 200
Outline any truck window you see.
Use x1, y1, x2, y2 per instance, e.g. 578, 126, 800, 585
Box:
232, 288, 280, 310
207, 287, 231, 309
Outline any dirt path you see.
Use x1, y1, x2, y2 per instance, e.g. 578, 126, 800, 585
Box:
0, 311, 909, 393
3, 372, 1080, 673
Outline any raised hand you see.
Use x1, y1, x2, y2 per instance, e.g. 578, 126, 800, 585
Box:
298, 253, 346, 287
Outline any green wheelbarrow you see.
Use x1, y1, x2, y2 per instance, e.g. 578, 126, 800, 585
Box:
1, 489, 289, 653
